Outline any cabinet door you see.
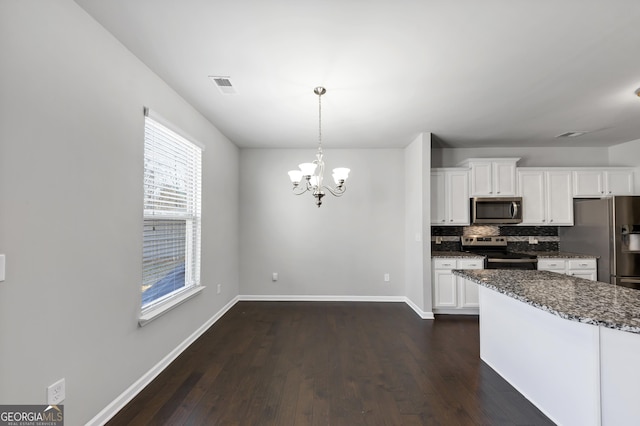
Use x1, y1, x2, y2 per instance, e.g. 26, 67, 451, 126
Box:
568, 271, 597, 281
493, 161, 517, 196
546, 171, 573, 225
460, 279, 479, 308
469, 162, 493, 196
605, 170, 634, 195
567, 259, 597, 281
537, 259, 567, 273
433, 270, 457, 308
573, 171, 604, 197
430, 172, 446, 225
447, 171, 470, 225
518, 170, 546, 225
457, 259, 482, 308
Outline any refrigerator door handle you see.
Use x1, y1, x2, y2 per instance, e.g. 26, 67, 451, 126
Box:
620, 278, 640, 284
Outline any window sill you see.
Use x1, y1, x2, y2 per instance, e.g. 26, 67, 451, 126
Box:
138, 285, 205, 327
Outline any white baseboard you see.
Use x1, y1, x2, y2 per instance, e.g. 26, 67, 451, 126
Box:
239, 294, 406, 302
86, 295, 240, 426
432, 308, 479, 315
404, 297, 435, 319
88, 294, 433, 425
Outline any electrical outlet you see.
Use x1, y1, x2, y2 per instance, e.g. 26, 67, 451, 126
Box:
272, 272, 278, 281
384, 273, 390, 282
216, 284, 221, 294
47, 378, 65, 405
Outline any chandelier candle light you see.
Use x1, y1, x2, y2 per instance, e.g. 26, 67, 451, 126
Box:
288, 87, 350, 207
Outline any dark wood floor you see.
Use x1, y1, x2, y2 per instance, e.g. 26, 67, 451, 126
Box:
107, 302, 554, 425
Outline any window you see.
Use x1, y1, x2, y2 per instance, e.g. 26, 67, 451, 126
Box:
141, 109, 202, 320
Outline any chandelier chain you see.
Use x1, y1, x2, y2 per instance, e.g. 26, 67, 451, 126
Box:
318, 90, 322, 149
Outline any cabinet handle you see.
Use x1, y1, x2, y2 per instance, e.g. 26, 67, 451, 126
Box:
497, 191, 501, 194
608, 191, 612, 194
441, 220, 445, 223
550, 219, 553, 222
450, 219, 453, 222
542, 219, 545, 222
489, 191, 493, 194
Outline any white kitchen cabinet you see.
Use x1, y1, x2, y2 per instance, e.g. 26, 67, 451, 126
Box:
459, 158, 519, 197
537, 258, 597, 281
430, 168, 469, 225
433, 268, 456, 307
432, 257, 484, 313
573, 169, 634, 197
567, 259, 598, 280
517, 169, 573, 226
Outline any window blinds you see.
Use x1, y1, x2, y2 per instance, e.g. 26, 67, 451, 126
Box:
142, 112, 202, 309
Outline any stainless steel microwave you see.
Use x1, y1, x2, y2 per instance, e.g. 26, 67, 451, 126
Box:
471, 197, 523, 224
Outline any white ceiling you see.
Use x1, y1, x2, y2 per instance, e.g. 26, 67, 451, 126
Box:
74, 0, 640, 149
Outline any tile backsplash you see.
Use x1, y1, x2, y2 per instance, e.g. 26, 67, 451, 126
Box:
431, 226, 559, 252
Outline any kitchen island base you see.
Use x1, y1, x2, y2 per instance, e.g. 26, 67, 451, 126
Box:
478, 285, 640, 426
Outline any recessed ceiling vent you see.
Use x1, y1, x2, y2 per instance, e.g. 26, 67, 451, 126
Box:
555, 131, 587, 138
208, 76, 237, 94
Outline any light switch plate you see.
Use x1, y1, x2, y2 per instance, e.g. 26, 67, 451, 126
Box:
0, 254, 5, 282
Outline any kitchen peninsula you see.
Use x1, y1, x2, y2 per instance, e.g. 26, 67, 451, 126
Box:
454, 269, 640, 426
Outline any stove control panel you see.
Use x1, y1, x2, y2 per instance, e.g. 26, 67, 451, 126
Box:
461, 236, 507, 246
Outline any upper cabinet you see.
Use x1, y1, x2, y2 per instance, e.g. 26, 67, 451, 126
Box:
458, 158, 519, 197
517, 169, 573, 226
431, 168, 469, 225
573, 169, 635, 197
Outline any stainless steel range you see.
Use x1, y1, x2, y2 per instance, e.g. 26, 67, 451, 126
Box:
461, 236, 538, 270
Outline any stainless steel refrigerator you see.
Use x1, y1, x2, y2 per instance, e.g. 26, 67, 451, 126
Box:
559, 196, 640, 289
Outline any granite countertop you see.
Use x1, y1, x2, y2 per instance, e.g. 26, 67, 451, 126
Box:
432, 251, 597, 259
431, 251, 485, 259
453, 269, 640, 334
516, 251, 598, 259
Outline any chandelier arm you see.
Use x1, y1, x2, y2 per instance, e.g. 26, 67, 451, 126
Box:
322, 185, 347, 197
292, 186, 311, 195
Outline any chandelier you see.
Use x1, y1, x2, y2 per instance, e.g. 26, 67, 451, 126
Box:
287, 87, 350, 207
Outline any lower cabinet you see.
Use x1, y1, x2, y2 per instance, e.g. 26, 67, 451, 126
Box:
432, 258, 484, 313
537, 258, 597, 281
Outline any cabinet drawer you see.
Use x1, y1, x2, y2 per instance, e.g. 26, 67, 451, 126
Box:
458, 259, 484, 269
434, 259, 457, 269
538, 259, 566, 270
568, 259, 597, 270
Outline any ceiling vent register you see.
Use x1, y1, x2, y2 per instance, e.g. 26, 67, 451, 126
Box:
209, 76, 237, 94
555, 131, 587, 138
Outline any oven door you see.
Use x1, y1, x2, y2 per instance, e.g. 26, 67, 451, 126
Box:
486, 258, 538, 270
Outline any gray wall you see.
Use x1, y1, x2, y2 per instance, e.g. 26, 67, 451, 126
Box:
609, 138, 640, 190
432, 146, 610, 167
0, 2, 239, 424
404, 134, 432, 315
239, 148, 405, 297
